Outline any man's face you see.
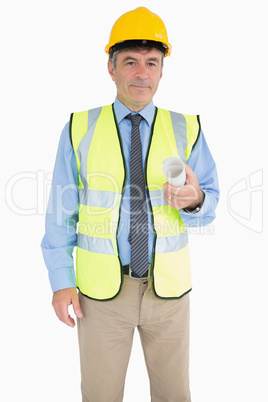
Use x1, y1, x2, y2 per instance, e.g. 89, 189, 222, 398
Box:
108, 48, 163, 112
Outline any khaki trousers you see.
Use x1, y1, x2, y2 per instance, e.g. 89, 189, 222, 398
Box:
77, 275, 191, 402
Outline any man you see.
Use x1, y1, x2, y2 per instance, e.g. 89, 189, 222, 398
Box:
41, 7, 219, 402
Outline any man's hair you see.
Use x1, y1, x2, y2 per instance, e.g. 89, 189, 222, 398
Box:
109, 45, 164, 70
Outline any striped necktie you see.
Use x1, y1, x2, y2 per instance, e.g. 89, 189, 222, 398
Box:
127, 113, 149, 277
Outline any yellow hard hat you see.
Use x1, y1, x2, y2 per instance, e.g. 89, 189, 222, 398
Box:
105, 7, 172, 57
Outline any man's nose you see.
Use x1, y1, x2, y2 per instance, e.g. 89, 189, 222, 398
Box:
135, 64, 148, 80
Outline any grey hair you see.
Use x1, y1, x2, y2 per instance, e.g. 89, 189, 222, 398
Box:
109, 46, 164, 70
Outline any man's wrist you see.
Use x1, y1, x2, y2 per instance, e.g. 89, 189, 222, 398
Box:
183, 190, 205, 213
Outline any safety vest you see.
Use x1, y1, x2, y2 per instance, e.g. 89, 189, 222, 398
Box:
70, 104, 200, 301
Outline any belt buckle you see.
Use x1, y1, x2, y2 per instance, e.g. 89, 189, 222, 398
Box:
129, 265, 150, 279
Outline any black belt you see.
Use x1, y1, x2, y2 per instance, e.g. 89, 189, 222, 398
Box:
123, 265, 150, 278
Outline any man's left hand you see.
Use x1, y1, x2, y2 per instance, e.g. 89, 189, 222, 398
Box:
163, 163, 204, 211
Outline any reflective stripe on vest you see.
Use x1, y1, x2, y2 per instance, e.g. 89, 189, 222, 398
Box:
70, 104, 200, 300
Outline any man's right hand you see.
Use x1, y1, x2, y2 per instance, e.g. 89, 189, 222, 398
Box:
52, 287, 83, 328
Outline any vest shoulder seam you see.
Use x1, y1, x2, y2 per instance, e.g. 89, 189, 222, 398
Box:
71, 105, 110, 115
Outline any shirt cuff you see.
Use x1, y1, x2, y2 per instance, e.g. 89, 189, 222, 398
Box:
48, 267, 77, 293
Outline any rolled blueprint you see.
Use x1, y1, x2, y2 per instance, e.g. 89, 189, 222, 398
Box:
162, 156, 186, 186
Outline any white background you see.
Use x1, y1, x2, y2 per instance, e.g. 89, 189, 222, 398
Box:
1, 0, 267, 401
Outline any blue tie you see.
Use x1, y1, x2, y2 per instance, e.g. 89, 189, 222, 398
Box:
127, 113, 149, 277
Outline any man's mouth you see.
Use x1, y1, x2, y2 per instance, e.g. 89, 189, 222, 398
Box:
131, 84, 150, 89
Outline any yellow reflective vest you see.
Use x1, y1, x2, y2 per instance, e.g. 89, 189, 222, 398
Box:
70, 104, 200, 301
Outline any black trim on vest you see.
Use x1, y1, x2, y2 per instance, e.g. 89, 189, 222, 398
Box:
144, 108, 158, 276
77, 286, 124, 302
111, 103, 128, 298
191, 115, 201, 152
69, 113, 74, 148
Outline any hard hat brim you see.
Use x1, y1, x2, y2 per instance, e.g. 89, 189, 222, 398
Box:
109, 39, 169, 57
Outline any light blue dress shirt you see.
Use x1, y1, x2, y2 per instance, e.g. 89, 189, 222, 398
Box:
41, 98, 220, 292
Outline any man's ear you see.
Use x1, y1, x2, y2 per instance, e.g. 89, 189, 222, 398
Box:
107, 60, 115, 82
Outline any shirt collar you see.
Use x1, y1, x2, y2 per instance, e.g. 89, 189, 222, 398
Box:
113, 97, 156, 127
